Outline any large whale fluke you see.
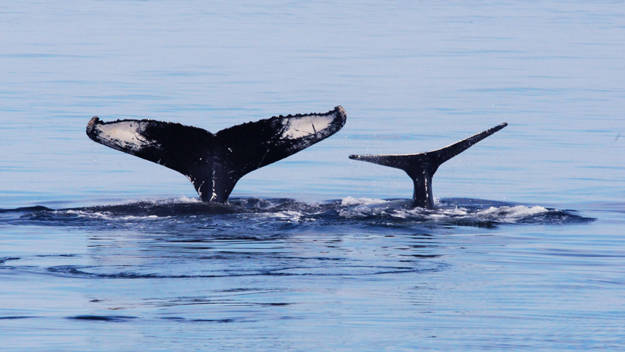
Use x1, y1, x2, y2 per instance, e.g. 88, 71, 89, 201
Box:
349, 123, 507, 208
87, 106, 347, 202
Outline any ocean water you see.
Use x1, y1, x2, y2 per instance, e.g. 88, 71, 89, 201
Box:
1, 1, 624, 351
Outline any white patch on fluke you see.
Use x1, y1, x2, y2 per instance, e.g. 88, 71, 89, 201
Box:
95, 121, 157, 151
281, 114, 334, 139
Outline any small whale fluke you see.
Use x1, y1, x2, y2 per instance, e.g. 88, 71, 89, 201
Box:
349, 123, 507, 208
87, 106, 347, 202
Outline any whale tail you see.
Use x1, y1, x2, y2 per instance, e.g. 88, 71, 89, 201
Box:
87, 106, 347, 202
349, 123, 507, 208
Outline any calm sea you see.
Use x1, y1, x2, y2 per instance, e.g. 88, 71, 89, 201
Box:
1, 1, 624, 351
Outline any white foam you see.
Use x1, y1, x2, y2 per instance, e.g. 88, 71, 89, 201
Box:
170, 196, 202, 204
97, 196, 201, 206
268, 210, 304, 222
476, 205, 548, 223
336, 200, 552, 224
63, 209, 164, 220
340, 197, 388, 206
64, 209, 107, 218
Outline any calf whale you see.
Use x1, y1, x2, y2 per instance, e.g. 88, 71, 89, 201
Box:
87, 106, 347, 202
349, 123, 507, 208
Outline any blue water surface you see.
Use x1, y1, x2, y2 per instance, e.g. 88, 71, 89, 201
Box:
1, 1, 624, 351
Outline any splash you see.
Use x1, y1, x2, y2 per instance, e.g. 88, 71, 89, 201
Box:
0, 196, 594, 230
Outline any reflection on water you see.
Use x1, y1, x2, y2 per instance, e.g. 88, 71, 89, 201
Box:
0, 215, 450, 350
2, 208, 622, 350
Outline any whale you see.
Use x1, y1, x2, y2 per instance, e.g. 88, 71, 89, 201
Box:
349, 123, 507, 209
87, 106, 347, 202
